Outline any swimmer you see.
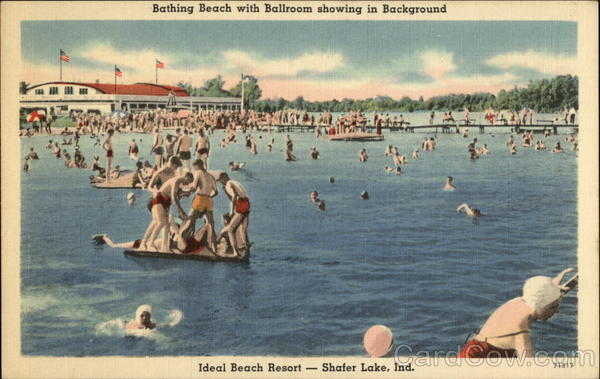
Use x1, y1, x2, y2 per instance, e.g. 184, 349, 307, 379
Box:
229, 161, 246, 171
310, 146, 320, 160
444, 176, 456, 191
385, 145, 393, 156
310, 190, 320, 203
126, 305, 156, 330
470, 149, 479, 160
411, 149, 419, 160
384, 166, 394, 172
361, 191, 369, 200
509, 143, 517, 155
459, 269, 576, 358
318, 200, 326, 211
552, 142, 564, 153
129, 139, 139, 160
456, 203, 481, 218
395, 167, 402, 175
393, 152, 402, 166
480, 144, 491, 155
27, 147, 39, 160
23, 156, 30, 173
359, 149, 368, 162
127, 192, 136, 206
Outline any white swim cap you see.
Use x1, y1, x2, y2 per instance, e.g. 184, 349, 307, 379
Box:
135, 304, 152, 321
522, 276, 561, 310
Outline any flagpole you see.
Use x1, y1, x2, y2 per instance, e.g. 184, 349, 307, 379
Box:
60, 53, 62, 81
114, 65, 117, 94
156, 64, 158, 85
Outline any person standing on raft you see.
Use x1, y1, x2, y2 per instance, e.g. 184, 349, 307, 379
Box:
459, 269, 575, 358
179, 159, 218, 251
217, 173, 250, 257
140, 171, 193, 252
102, 129, 114, 183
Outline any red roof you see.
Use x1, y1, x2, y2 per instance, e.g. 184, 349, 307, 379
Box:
28, 82, 189, 96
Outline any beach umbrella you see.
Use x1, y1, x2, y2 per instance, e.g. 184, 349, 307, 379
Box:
27, 110, 46, 122
175, 110, 192, 119
109, 109, 129, 119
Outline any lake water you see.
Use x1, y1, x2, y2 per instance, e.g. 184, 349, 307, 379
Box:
20, 124, 578, 356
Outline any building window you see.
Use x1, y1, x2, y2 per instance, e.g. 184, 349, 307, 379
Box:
130, 104, 138, 109
148, 104, 157, 109
65, 86, 73, 95
34, 89, 44, 95
49, 87, 59, 95
79, 88, 88, 95
139, 104, 147, 109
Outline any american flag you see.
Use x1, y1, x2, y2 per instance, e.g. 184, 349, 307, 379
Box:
156, 59, 165, 69
115, 66, 122, 77
60, 49, 70, 62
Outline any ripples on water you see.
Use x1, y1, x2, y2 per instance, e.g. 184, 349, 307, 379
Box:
21, 122, 577, 356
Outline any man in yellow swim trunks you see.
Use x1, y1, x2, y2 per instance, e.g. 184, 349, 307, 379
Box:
179, 159, 218, 251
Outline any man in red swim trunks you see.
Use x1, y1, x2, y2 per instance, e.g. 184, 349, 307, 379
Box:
140, 172, 194, 252
217, 172, 250, 257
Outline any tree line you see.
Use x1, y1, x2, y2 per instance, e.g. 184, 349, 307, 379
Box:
21, 74, 576, 114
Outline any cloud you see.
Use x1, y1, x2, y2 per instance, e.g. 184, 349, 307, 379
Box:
79, 42, 179, 71
485, 50, 577, 75
222, 50, 345, 77
420, 50, 457, 80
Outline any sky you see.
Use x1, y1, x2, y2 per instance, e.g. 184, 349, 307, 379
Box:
21, 21, 577, 101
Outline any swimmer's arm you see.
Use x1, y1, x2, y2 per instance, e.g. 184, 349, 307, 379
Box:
456, 204, 469, 213
553, 268, 574, 286
514, 332, 534, 358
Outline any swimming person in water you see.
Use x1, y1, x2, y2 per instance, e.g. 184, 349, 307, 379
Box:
126, 305, 156, 330
459, 269, 575, 358
444, 176, 456, 191
456, 203, 481, 218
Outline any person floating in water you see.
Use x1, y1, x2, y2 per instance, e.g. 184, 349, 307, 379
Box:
126, 305, 156, 330
444, 176, 456, 191
456, 203, 481, 218
459, 269, 575, 358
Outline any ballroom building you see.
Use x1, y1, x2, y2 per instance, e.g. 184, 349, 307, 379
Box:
20, 81, 242, 115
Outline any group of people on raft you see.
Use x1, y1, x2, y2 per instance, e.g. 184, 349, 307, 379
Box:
98, 154, 251, 259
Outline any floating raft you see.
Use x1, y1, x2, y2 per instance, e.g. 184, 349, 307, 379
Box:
92, 172, 140, 189
124, 248, 249, 263
327, 132, 384, 142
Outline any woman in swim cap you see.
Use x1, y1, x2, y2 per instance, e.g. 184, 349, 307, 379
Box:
459, 268, 574, 358
126, 305, 156, 330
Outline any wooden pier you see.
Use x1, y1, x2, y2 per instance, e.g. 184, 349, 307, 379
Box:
265, 122, 578, 135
